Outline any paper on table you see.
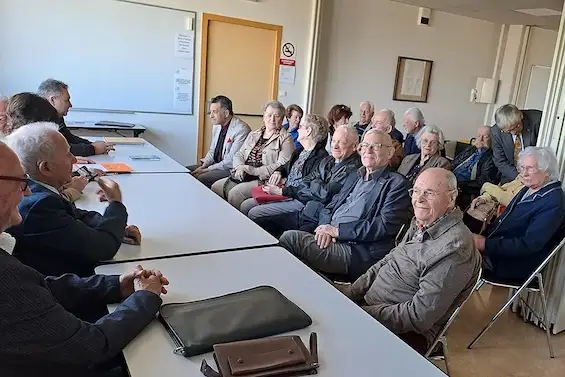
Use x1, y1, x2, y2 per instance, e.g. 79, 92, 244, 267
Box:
174, 68, 192, 112
101, 163, 133, 173
104, 137, 145, 144
400, 60, 426, 97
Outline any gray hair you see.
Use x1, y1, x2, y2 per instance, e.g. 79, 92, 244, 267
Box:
363, 128, 390, 140
38, 79, 69, 99
417, 124, 445, 150
404, 107, 425, 125
302, 114, 329, 144
360, 101, 375, 114
0, 95, 8, 105
495, 104, 522, 130
380, 108, 396, 128
262, 100, 286, 118
3, 122, 60, 178
335, 124, 359, 145
519, 146, 559, 180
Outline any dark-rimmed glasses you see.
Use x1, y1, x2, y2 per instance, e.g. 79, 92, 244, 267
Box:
0, 175, 31, 192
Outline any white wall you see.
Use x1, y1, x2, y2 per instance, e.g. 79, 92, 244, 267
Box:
517, 27, 558, 109
314, 0, 500, 141
0, 0, 316, 165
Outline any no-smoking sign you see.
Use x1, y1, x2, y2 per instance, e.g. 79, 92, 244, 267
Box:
281, 42, 296, 59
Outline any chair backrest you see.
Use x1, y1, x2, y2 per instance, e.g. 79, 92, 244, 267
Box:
424, 268, 483, 357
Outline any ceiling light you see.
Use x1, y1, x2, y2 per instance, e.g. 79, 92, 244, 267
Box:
515, 8, 562, 17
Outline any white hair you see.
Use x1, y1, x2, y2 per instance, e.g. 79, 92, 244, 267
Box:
417, 124, 445, 150
0, 95, 8, 105
360, 101, 375, 114
335, 124, 359, 145
404, 107, 425, 125
380, 108, 396, 128
302, 114, 329, 144
3, 122, 60, 178
519, 146, 560, 181
262, 100, 286, 118
495, 104, 522, 130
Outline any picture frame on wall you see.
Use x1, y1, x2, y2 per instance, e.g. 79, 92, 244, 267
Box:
393, 56, 433, 102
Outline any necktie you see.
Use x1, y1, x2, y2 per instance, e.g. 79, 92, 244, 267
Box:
513, 135, 522, 166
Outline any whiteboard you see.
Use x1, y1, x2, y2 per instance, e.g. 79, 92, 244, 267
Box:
524, 65, 551, 111
0, 0, 196, 115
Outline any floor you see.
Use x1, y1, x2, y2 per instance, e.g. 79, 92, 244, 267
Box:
437, 285, 565, 377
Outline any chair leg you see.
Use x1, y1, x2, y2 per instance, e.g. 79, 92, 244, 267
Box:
537, 273, 555, 358
475, 279, 485, 292
442, 341, 452, 377
468, 286, 524, 349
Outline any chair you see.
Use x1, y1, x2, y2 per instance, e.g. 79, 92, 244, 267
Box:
424, 269, 482, 376
468, 233, 565, 358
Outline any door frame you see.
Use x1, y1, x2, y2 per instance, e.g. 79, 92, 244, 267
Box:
197, 13, 283, 158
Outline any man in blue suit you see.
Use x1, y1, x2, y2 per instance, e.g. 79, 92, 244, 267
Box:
0, 140, 169, 377
5, 122, 141, 277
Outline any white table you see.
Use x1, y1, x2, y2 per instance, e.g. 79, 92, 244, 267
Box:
76, 173, 278, 263
95, 247, 445, 377
86, 137, 188, 174
67, 122, 146, 137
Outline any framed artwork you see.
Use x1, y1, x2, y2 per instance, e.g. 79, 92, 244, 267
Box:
393, 57, 433, 102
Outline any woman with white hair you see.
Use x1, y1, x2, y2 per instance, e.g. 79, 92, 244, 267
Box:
397, 124, 451, 184
473, 146, 565, 282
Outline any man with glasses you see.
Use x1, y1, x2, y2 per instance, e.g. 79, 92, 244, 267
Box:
279, 129, 411, 281
339, 168, 481, 354
491, 104, 541, 183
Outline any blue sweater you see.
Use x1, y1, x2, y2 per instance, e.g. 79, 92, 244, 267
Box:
484, 181, 565, 281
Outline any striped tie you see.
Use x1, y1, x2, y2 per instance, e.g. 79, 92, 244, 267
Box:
513, 135, 522, 166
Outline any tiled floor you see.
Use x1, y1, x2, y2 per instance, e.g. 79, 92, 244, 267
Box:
437, 285, 565, 376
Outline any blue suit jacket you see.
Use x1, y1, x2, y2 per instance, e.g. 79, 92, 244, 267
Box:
403, 133, 421, 156
0, 249, 161, 377
7, 182, 128, 277
318, 167, 412, 279
484, 181, 565, 281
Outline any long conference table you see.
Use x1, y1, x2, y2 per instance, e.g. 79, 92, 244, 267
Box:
77, 136, 446, 377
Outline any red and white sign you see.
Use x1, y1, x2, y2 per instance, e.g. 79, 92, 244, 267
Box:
280, 58, 296, 67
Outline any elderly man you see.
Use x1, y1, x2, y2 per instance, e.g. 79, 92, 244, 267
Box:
491, 104, 541, 183
5, 123, 140, 277
452, 126, 500, 208
38, 79, 113, 157
341, 168, 481, 354
189, 95, 251, 187
403, 107, 425, 156
367, 109, 404, 169
473, 147, 565, 282
0, 140, 168, 377
253, 125, 361, 237
353, 101, 375, 136
0, 95, 7, 132
279, 130, 411, 281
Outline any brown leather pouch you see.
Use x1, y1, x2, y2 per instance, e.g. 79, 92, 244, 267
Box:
200, 333, 319, 377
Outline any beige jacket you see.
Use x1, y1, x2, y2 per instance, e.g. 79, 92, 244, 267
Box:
397, 153, 452, 182
479, 177, 524, 206
232, 127, 295, 180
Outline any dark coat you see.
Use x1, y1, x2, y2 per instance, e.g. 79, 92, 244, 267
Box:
452, 146, 500, 196
58, 118, 96, 156
276, 142, 328, 180
403, 133, 421, 156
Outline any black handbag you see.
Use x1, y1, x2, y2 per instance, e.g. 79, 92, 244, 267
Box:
159, 286, 313, 357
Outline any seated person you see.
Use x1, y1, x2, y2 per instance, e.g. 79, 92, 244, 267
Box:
397, 125, 451, 184
0, 95, 7, 132
473, 147, 565, 282
340, 168, 481, 354
402, 107, 425, 156
0, 140, 168, 377
279, 130, 412, 281
38, 79, 114, 157
365, 109, 404, 169
282, 104, 304, 150
240, 114, 329, 215
353, 101, 374, 136
471, 175, 524, 209
211, 101, 295, 210
253, 125, 361, 237
325, 104, 352, 153
452, 126, 500, 209
5, 123, 141, 277
190, 95, 251, 188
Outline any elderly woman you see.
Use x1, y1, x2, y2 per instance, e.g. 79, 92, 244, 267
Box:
473, 147, 565, 282
325, 104, 352, 153
397, 124, 451, 184
211, 100, 295, 210
283, 104, 304, 149
240, 114, 329, 217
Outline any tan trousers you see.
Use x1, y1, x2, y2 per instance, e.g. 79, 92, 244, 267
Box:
211, 178, 259, 210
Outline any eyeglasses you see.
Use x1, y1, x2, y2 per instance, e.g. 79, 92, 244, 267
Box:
517, 166, 539, 174
420, 138, 438, 146
0, 175, 31, 192
359, 142, 392, 150
502, 123, 521, 134
408, 188, 455, 200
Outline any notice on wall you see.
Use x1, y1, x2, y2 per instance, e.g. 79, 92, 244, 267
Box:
400, 59, 426, 97
279, 59, 296, 85
175, 32, 194, 59
173, 68, 192, 113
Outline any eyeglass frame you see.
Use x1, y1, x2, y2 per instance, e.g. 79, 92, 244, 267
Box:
359, 141, 392, 150
501, 123, 522, 134
408, 187, 457, 200
0, 175, 31, 192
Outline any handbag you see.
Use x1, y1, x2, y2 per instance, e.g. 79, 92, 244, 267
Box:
251, 186, 289, 204
158, 286, 312, 357
200, 333, 319, 377
466, 200, 498, 235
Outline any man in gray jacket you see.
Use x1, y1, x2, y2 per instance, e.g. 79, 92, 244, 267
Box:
341, 168, 481, 354
190, 95, 250, 187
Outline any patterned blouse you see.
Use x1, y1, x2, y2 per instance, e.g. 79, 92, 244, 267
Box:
245, 130, 270, 167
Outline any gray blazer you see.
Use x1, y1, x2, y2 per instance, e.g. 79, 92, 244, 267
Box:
491, 109, 542, 183
201, 116, 251, 171
397, 153, 452, 183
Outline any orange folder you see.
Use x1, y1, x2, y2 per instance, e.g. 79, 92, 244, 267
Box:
100, 163, 133, 173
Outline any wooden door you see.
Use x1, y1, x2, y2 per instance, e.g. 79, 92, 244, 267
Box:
198, 14, 282, 158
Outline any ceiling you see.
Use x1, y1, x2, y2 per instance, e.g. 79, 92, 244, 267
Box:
391, 0, 563, 30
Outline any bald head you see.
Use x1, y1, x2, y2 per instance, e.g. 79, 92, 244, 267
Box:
0, 142, 29, 232
331, 125, 359, 162
474, 126, 491, 150
412, 168, 458, 227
